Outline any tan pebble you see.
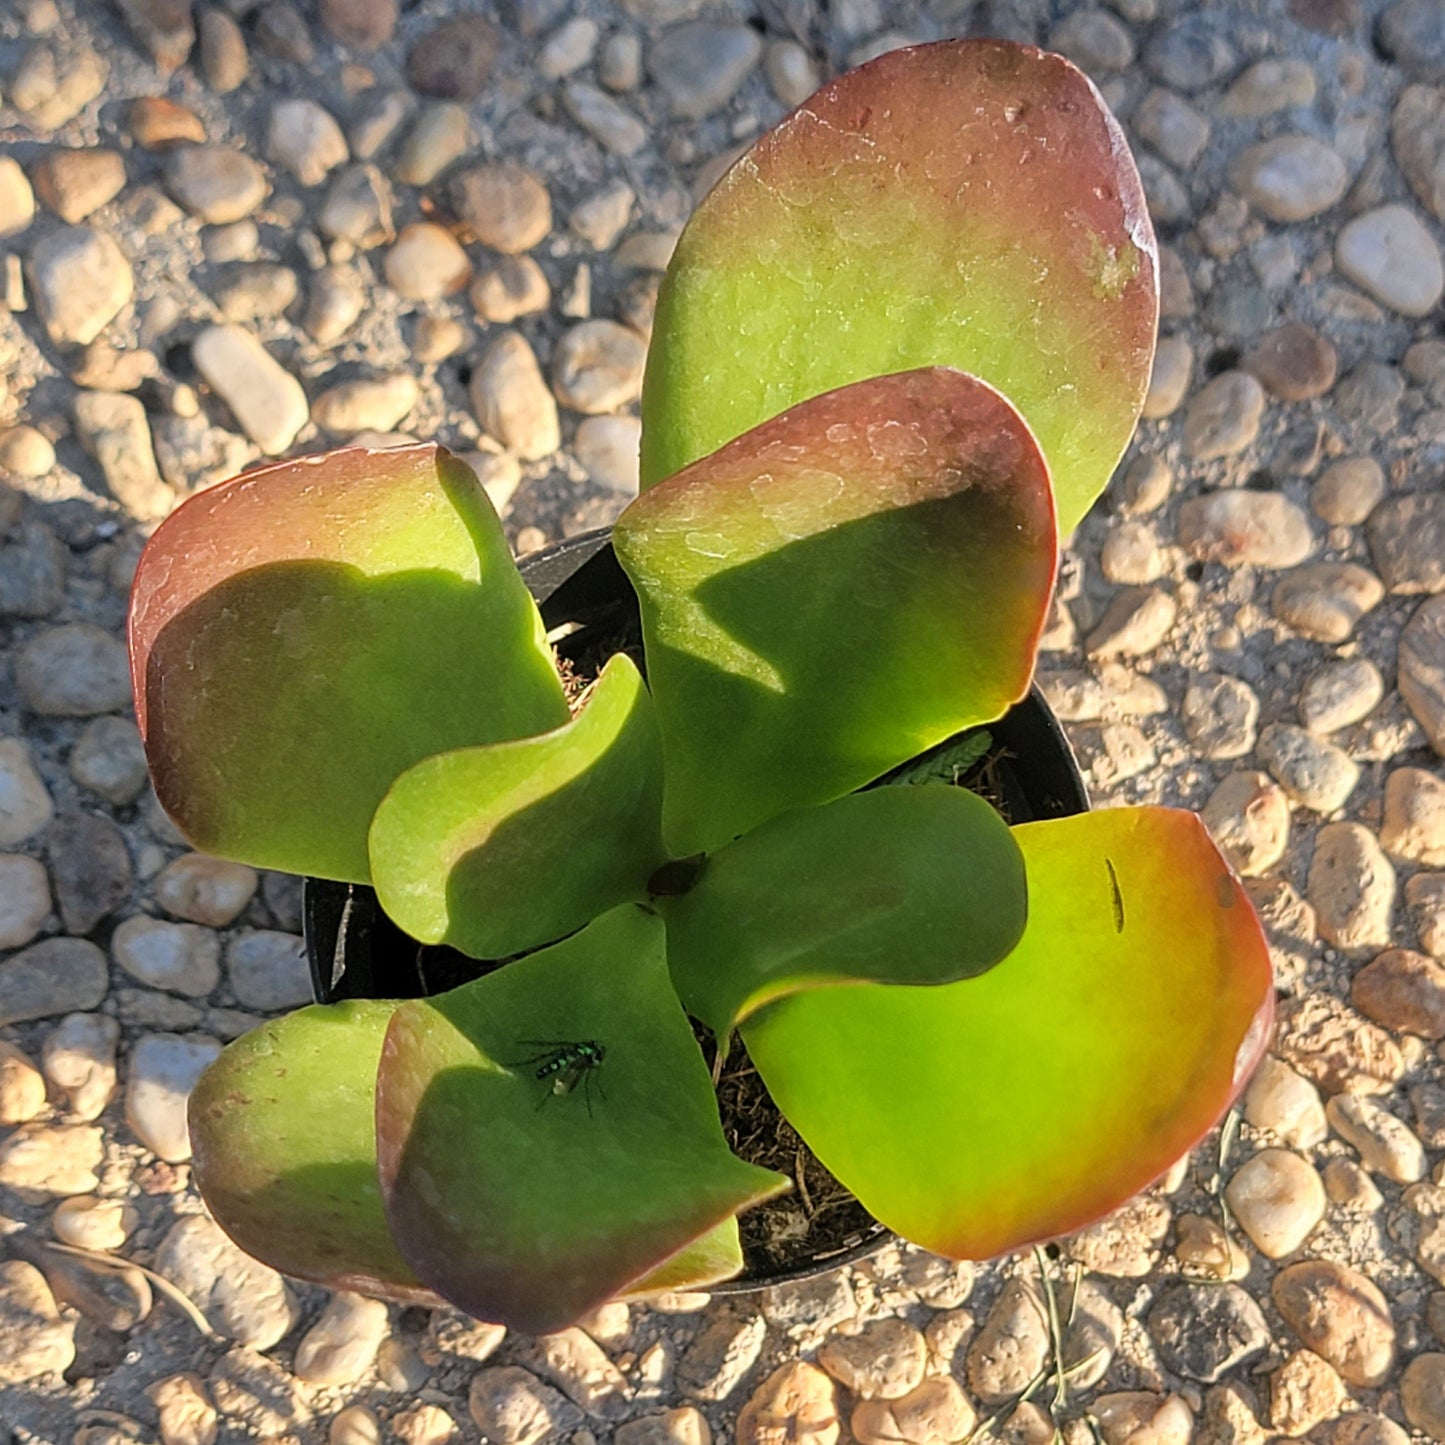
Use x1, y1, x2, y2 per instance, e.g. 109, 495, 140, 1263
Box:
329, 1405, 380, 1445
923, 1309, 974, 1374
1353, 949, 1445, 1038
818, 1319, 927, 1399
52, 1195, 136, 1250
1306, 822, 1396, 954
1084, 587, 1177, 658
1382, 767, 1445, 866
129, 96, 206, 148
0, 1040, 47, 1124
1200, 771, 1290, 877
1000, 1402, 1054, 1445
851, 1376, 974, 1445
1323, 1156, 1384, 1211
966, 1280, 1048, 1404
146, 1374, 218, 1445
1274, 993, 1404, 1096
1225, 1148, 1325, 1258
1268, 1349, 1345, 1436
1325, 1414, 1410, 1445
736, 1361, 838, 1445
1243, 1056, 1327, 1148
1174, 1213, 1249, 1281
1093, 1392, 1193, 1445
1271, 1259, 1395, 1386
390, 1404, 454, 1445
384, 223, 470, 302
1063, 1194, 1172, 1278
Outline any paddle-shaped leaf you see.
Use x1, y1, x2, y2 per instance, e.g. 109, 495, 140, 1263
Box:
615, 368, 1056, 854
377, 906, 788, 1332
188, 1000, 439, 1304
741, 808, 1273, 1258
129, 444, 568, 882
641, 38, 1157, 535
369, 655, 667, 959
660, 785, 1025, 1042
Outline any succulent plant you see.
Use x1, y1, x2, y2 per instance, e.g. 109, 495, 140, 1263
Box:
127, 39, 1274, 1332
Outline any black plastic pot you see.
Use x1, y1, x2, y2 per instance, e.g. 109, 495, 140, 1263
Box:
303, 527, 1089, 1289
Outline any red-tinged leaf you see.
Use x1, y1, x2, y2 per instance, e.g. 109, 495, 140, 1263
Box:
615, 368, 1056, 853
377, 906, 788, 1332
641, 38, 1158, 535
741, 807, 1274, 1259
188, 1001, 439, 1305
129, 444, 568, 882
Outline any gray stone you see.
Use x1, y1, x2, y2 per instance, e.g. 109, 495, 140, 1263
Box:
1401, 596, 1445, 754
1143, 17, 1235, 91
1221, 58, 1316, 117
764, 39, 818, 107
1368, 493, 1445, 594
468, 1365, 585, 1441
1181, 372, 1266, 461
1336, 205, 1444, 317
1231, 137, 1347, 221
0, 739, 53, 848
72, 390, 170, 519
1147, 1284, 1269, 1383
405, 16, 498, 99
306, 267, 366, 344
26, 226, 133, 346
538, 17, 598, 79
564, 83, 647, 156
0, 522, 64, 618
1258, 724, 1359, 813
1313, 458, 1385, 526
156, 1215, 299, 1348
1181, 673, 1259, 759
650, 23, 762, 119
48, 811, 132, 934
1299, 659, 1383, 734
0, 855, 49, 951
1393, 85, 1445, 220
677, 1312, 766, 1401
125, 1032, 222, 1162
17, 623, 130, 717
225, 929, 310, 1011
1380, 0, 1445, 83
1335, 361, 1405, 433
69, 716, 148, 806
114, 916, 220, 996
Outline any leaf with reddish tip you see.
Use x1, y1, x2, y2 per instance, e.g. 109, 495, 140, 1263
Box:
188, 1000, 440, 1305
615, 368, 1056, 854
660, 785, 1025, 1042
377, 906, 788, 1333
741, 808, 1274, 1259
641, 38, 1158, 535
129, 444, 569, 883
369, 655, 667, 960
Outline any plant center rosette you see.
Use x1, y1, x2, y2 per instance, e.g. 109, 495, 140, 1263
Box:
127, 39, 1273, 1332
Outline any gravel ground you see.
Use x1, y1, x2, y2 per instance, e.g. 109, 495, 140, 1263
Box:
1, 0, 1445, 1442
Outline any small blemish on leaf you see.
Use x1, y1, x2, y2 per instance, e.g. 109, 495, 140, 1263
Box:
1088, 234, 1139, 301
1217, 873, 1237, 909
1105, 857, 1124, 933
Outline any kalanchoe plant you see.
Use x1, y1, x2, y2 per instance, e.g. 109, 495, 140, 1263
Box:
127, 40, 1274, 1333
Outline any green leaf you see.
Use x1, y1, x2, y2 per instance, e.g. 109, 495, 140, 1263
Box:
641, 38, 1157, 535
621, 1218, 747, 1299
741, 807, 1274, 1258
376, 906, 789, 1332
130, 444, 569, 882
615, 367, 1056, 853
660, 785, 1025, 1041
369, 655, 667, 960
188, 1000, 438, 1304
